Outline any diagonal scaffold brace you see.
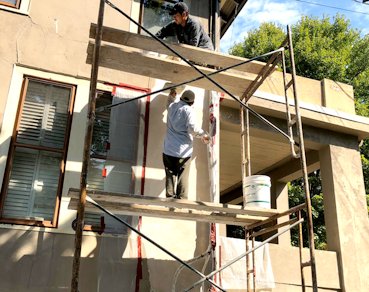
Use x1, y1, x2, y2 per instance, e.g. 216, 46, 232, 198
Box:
103, 0, 294, 143
86, 195, 226, 292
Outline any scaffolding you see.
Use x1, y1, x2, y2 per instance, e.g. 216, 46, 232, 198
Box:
69, 0, 318, 291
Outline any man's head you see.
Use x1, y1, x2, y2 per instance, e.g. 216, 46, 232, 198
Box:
180, 90, 195, 105
170, 2, 189, 26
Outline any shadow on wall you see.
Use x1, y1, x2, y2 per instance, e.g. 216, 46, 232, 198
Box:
0, 98, 138, 291
0, 87, 216, 292
0, 224, 213, 291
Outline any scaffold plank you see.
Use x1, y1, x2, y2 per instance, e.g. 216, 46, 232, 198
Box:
67, 188, 280, 226
87, 42, 256, 96
90, 24, 270, 75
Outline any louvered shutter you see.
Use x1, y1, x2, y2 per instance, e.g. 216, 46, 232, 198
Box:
17, 81, 70, 149
2, 79, 72, 222
3, 149, 61, 220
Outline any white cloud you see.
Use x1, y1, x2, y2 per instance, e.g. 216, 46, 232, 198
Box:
220, 0, 305, 52
248, 1, 302, 25
360, 27, 369, 36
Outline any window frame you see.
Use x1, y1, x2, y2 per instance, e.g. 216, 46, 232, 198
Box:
0, 76, 76, 227
0, 0, 21, 9
83, 85, 151, 234
0, 0, 30, 15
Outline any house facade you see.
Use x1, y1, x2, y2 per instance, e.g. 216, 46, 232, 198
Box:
0, 1, 368, 291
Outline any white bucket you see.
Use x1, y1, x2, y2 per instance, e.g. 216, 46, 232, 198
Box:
243, 175, 271, 208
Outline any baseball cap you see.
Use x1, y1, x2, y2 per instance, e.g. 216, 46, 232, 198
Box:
169, 2, 189, 15
180, 90, 195, 103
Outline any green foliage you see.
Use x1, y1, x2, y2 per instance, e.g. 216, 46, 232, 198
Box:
229, 23, 286, 62
361, 139, 369, 196
292, 15, 359, 81
289, 171, 327, 249
229, 14, 369, 245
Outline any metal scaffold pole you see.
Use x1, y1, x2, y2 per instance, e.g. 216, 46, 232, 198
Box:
70, 0, 105, 291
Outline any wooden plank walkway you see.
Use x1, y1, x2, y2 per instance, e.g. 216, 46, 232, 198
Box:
90, 24, 269, 75
87, 25, 277, 97
68, 188, 280, 226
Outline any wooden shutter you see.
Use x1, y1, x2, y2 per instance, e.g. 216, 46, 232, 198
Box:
1, 77, 74, 226
3, 149, 61, 220
16, 81, 70, 149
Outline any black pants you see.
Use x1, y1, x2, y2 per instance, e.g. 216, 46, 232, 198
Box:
163, 153, 191, 199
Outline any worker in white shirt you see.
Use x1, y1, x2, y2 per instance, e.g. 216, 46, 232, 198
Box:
163, 89, 210, 199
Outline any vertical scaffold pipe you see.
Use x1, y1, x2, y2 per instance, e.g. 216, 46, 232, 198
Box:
70, 0, 105, 291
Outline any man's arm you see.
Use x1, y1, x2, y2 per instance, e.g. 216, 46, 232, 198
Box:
186, 108, 210, 143
166, 88, 177, 109
155, 22, 176, 39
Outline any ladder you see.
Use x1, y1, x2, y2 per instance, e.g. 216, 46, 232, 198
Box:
239, 26, 318, 292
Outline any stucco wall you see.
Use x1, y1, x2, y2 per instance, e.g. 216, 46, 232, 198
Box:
0, 62, 212, 292
259, 71, 355, 115
0, 0, 147, 129
0, 1, 214, 290
0, 227, 342, 291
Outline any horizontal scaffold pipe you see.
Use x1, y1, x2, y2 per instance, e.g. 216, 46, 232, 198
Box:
103, 0, 294, 144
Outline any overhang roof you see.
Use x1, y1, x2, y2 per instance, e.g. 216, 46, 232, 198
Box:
220, 0, 249, 37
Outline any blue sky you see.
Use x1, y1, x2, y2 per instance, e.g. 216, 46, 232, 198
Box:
220, 0, 369, 53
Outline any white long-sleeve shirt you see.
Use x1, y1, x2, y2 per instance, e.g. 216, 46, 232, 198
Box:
163, 100, 205, 158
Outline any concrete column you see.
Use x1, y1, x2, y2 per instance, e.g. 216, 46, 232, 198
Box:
319, 143, 369, 291
270, 177, 291, 247
271, 180, 291, 246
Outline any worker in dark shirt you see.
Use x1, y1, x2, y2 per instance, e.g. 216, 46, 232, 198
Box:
155, 2, 214, 51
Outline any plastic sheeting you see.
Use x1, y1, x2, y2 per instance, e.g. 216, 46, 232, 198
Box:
219, 236, 275, 290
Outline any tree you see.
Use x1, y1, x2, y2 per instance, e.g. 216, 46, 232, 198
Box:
289, 171, 327, 250
229, 22, 286, 62
229, 15, 369, 248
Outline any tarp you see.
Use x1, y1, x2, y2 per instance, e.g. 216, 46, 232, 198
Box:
219, 236, 275, 290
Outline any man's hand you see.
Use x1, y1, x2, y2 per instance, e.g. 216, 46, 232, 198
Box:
201, 133, 210, 144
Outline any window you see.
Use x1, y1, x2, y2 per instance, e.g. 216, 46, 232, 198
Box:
0, 0, 21, 9
85, 86, 149, 234
0, 77, 75, 227
140, 0, 176, 35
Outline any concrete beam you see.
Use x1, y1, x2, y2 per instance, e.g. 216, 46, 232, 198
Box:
221, 105, 363, 150
266, 150, 320, 183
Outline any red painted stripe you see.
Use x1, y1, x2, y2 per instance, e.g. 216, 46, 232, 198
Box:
135, 89, 151, 292
135, 217, 143, 292
219, 245, 222, 286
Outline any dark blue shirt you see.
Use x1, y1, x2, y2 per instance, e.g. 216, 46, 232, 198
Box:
156, 16, 214, 50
